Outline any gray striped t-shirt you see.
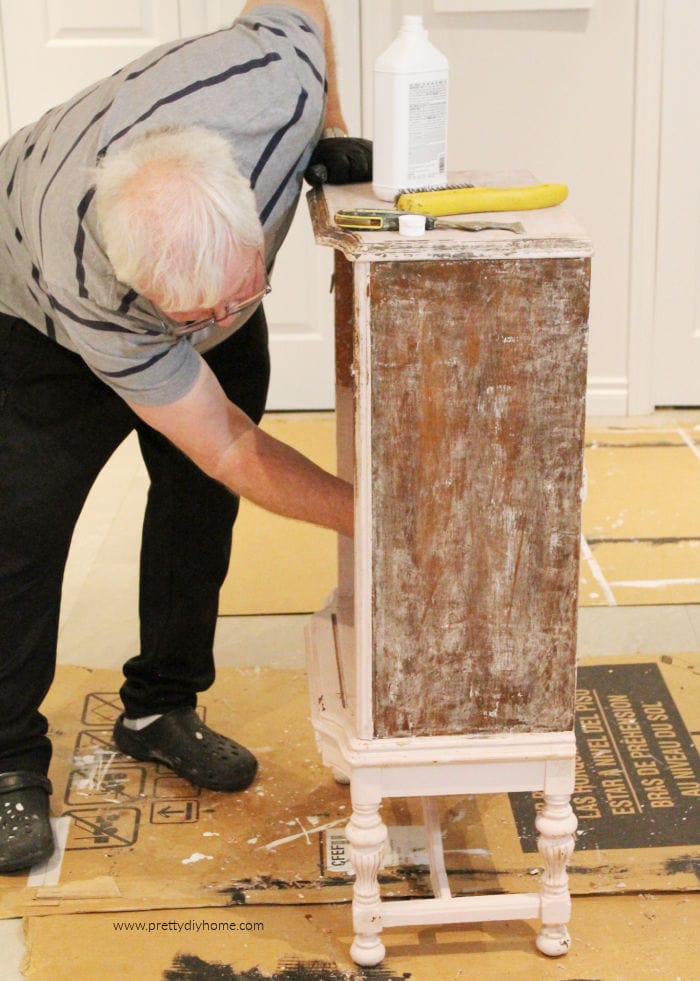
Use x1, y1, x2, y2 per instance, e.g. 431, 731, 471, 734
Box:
0, 4, 325, 405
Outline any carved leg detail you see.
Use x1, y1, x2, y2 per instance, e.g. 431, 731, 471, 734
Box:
346, 796, 387, 966
535, 793, 577, 957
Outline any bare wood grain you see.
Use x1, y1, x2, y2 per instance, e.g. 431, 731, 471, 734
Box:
368, 258, 590, 737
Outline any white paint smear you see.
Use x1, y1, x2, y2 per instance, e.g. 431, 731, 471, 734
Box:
260, 817, 347, 851
580, 535, 617, 606
678, 427, 700, 464
182, 853, 213, 865
27, 816, 71, 887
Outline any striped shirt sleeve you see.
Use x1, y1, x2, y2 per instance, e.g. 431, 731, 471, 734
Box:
0, 4, 326, 406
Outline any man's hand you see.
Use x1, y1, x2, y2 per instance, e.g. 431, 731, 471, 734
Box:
304, 136, 372, 186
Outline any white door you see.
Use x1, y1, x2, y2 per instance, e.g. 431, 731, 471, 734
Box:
0, 1, 183, 130
0, 0, 360, 409
652, 0, 700, 406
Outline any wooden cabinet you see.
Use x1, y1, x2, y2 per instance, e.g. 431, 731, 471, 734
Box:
306, 173, 591, 966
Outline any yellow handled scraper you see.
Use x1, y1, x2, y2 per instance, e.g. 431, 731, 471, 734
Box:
334, 208, 524, 234
395, 182, 569, 217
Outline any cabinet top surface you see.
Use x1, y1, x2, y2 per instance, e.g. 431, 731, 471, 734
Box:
307, 170, 592, 262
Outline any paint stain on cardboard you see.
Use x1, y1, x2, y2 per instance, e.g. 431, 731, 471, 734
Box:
164, 955, 411, 980
665, 856, 700, 880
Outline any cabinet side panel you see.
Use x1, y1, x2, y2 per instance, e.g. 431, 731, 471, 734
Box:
333, 251, 358, 727
370, 258, 590, 738
334, 251, 356, 392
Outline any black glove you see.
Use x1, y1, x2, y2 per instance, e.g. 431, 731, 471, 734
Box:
304, 137, 373, 187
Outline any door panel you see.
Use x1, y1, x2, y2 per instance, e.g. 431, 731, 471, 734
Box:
652, 0, 700, 406
0, 0, 182, 132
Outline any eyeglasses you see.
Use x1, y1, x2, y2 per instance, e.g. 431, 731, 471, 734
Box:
159, 256, 271, 337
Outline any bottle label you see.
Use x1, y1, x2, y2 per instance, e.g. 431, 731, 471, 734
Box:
407, 78, 447, 181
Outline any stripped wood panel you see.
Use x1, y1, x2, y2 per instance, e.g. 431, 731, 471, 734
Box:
310, 177, 592, 742
333, 252, 358, 728
367, 257, 590, 737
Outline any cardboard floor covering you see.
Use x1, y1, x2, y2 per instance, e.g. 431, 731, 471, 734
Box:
218, 416, 700, 614
21, 894, 700, 981
1, 657, 698, 922
580, 425, 700, 607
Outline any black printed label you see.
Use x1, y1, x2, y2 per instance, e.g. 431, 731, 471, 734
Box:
510, 662, 700, 851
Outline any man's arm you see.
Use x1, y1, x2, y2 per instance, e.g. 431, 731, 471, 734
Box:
241, 0, 347, 132
126, 360, 353, 538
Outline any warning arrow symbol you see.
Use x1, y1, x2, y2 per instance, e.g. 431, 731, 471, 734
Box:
159, 804, 191, 819
151, 800, 198, 824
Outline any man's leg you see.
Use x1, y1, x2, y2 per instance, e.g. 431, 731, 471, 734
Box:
0, 316, 135, 870
115, 308, 270, 790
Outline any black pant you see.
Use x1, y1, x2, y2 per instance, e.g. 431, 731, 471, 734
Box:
0, 310, 270, 775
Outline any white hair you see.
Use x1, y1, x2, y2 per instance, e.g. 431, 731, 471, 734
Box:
93, 126, 262, 310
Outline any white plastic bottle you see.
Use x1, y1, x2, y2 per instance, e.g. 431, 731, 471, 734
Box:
372, 15, 449, 202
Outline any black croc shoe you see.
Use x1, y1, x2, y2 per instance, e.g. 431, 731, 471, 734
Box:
113, 708, 258, 792
0, 771, 54, 873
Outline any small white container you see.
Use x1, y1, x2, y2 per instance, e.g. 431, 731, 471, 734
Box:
372, 15, 449, 202
398, 213, 427, 237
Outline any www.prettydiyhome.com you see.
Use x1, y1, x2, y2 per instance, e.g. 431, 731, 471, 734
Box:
113, 919, 264, 933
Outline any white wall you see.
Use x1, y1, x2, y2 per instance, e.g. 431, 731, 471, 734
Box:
361, 0, 638, 415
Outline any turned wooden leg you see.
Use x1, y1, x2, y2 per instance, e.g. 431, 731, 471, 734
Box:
535, 793, 578, 957
346, 771, 387, 966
